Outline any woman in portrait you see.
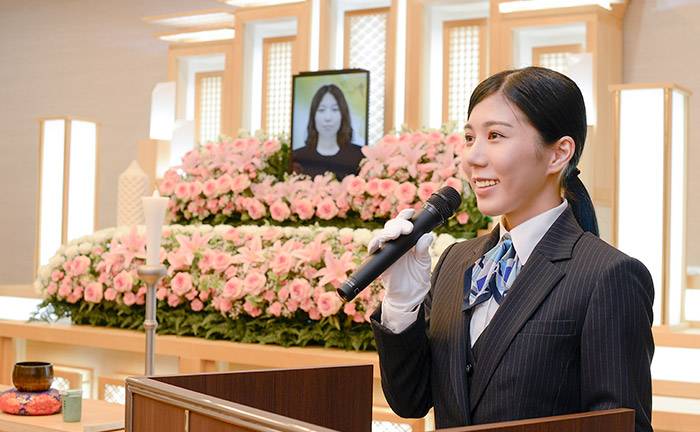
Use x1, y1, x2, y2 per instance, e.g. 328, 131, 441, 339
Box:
292, 84, 364, 179
369, 67, 654, 431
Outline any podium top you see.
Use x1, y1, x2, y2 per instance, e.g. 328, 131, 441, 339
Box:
125, 364, 373, 432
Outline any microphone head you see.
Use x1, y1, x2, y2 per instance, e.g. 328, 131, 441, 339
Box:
426, 186, 462, 222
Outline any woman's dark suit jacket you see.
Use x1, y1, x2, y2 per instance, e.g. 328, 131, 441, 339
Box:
371, 207, 654, 431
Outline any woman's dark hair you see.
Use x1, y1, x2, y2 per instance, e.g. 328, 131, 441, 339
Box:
468, 66, 599, 236
305, 84, 353, 150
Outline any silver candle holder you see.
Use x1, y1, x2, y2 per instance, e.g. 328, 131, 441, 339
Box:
137, 264, 166, 376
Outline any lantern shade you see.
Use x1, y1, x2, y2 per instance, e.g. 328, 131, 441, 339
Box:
611, 83, 690, 326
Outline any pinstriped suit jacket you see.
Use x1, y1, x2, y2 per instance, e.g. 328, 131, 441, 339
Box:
371, 207, 654, 431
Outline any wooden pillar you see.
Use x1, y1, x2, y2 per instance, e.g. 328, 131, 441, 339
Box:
0, 337, 15, 385
178, 357, 216, 374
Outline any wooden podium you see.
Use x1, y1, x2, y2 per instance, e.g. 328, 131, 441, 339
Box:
125, 365, 634, 432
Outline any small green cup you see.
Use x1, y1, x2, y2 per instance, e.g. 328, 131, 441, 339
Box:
61, 389, 82, 422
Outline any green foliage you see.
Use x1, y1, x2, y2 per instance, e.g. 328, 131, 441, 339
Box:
33, 299, 377, 352
262, 140, 292, 181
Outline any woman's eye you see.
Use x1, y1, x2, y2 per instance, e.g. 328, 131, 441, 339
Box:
488, 131, 502, 140
464, 134, 475, 145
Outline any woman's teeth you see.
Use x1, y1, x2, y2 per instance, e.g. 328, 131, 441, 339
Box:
475, 179, 499, 188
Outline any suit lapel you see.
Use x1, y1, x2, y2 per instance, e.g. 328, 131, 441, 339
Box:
468, 208, 583, 413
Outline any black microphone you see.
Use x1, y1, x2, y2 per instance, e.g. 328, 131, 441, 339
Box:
337, 186, 462, 302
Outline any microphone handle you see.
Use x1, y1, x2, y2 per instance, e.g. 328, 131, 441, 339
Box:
338, 204, 444, 301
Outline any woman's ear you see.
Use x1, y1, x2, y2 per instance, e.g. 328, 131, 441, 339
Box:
547, 136, 575, 176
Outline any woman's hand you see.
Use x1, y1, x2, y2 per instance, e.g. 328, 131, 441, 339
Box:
368, 208, 434, 311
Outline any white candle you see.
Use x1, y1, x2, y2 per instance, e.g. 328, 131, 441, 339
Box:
142, 190, 169, 265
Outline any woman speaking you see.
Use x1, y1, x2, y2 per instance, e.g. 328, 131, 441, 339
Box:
370, 67, 654, 431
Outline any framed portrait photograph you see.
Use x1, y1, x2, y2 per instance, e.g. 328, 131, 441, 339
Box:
290, 69, 369, 180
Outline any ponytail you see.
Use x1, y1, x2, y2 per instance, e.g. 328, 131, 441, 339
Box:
564, 168, 599, 236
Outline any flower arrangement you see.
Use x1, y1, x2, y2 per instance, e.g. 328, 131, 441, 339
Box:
34, 224, 459, 351
160, 130, 488, 239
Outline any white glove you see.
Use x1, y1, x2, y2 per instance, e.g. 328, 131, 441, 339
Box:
368, 208, 434, 313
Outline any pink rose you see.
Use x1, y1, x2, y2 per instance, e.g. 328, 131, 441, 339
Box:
167, 293, 181, 308
245, 198, 266, 220
262, 139, 281, 155
444, 177, 463, 194
123, 292, 136, 306
211, 251, 231, 272
206, 199, 219, 212
379, 179, 398, 197
216, 174, 232, 194
159, 178, 176, 195
417, 182, 439, 202
171, 272, 193, 296
445, 132, 465, 147
244, 271, 267, 295
270, 252, 294, 275
51, 271, 64, 282
316, 199, 338, 220
270, 200, 291, 222
218, 297, 232, 313
278, 287, 290, 302
366, 178, 381, 196
223, 277, 244, 299
104, 288, 117, 301
291, 198, 315, 220
344, 176, 366, 196
156, 287, 167, 300
84, 282, 103, 303
113, 270, 133, 293
71, 256, 91, 276
343, 302, 357, 316
174, 183, 190, 200
267, 302, 283, 317
378, 198, 393, 215
202, 179, 218, 197
190, 299, 204, 312
188, 181, 203, 197
263, 290, 275, 302
46, 282, 58, 295
231, 174, 251, 193
456, 212, 470, 224
308, 307, 321, 320
395, 182, 417, 203
198, 251, 214, 273
243, 301, 262, 317
288, 278, 312, 301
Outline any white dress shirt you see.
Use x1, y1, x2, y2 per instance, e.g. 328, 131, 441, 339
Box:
381, 199, 569, 341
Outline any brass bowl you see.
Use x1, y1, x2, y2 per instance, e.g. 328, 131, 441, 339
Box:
12, 362, 54, 392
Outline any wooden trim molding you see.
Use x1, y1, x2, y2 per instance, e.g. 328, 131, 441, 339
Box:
653, 380, 700, 399
231, 2, 311, 133
167, 41, 234, 137
532, 43, 583, 66
404, 0, 424, 129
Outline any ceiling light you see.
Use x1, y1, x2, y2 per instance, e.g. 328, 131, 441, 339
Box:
223, 0, 304, 7
143, 9, 234, 28
158, 28, 235, 43
499, 0, 614, 13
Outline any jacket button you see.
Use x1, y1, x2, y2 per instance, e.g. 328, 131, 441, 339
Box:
465, 363, 473, 376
